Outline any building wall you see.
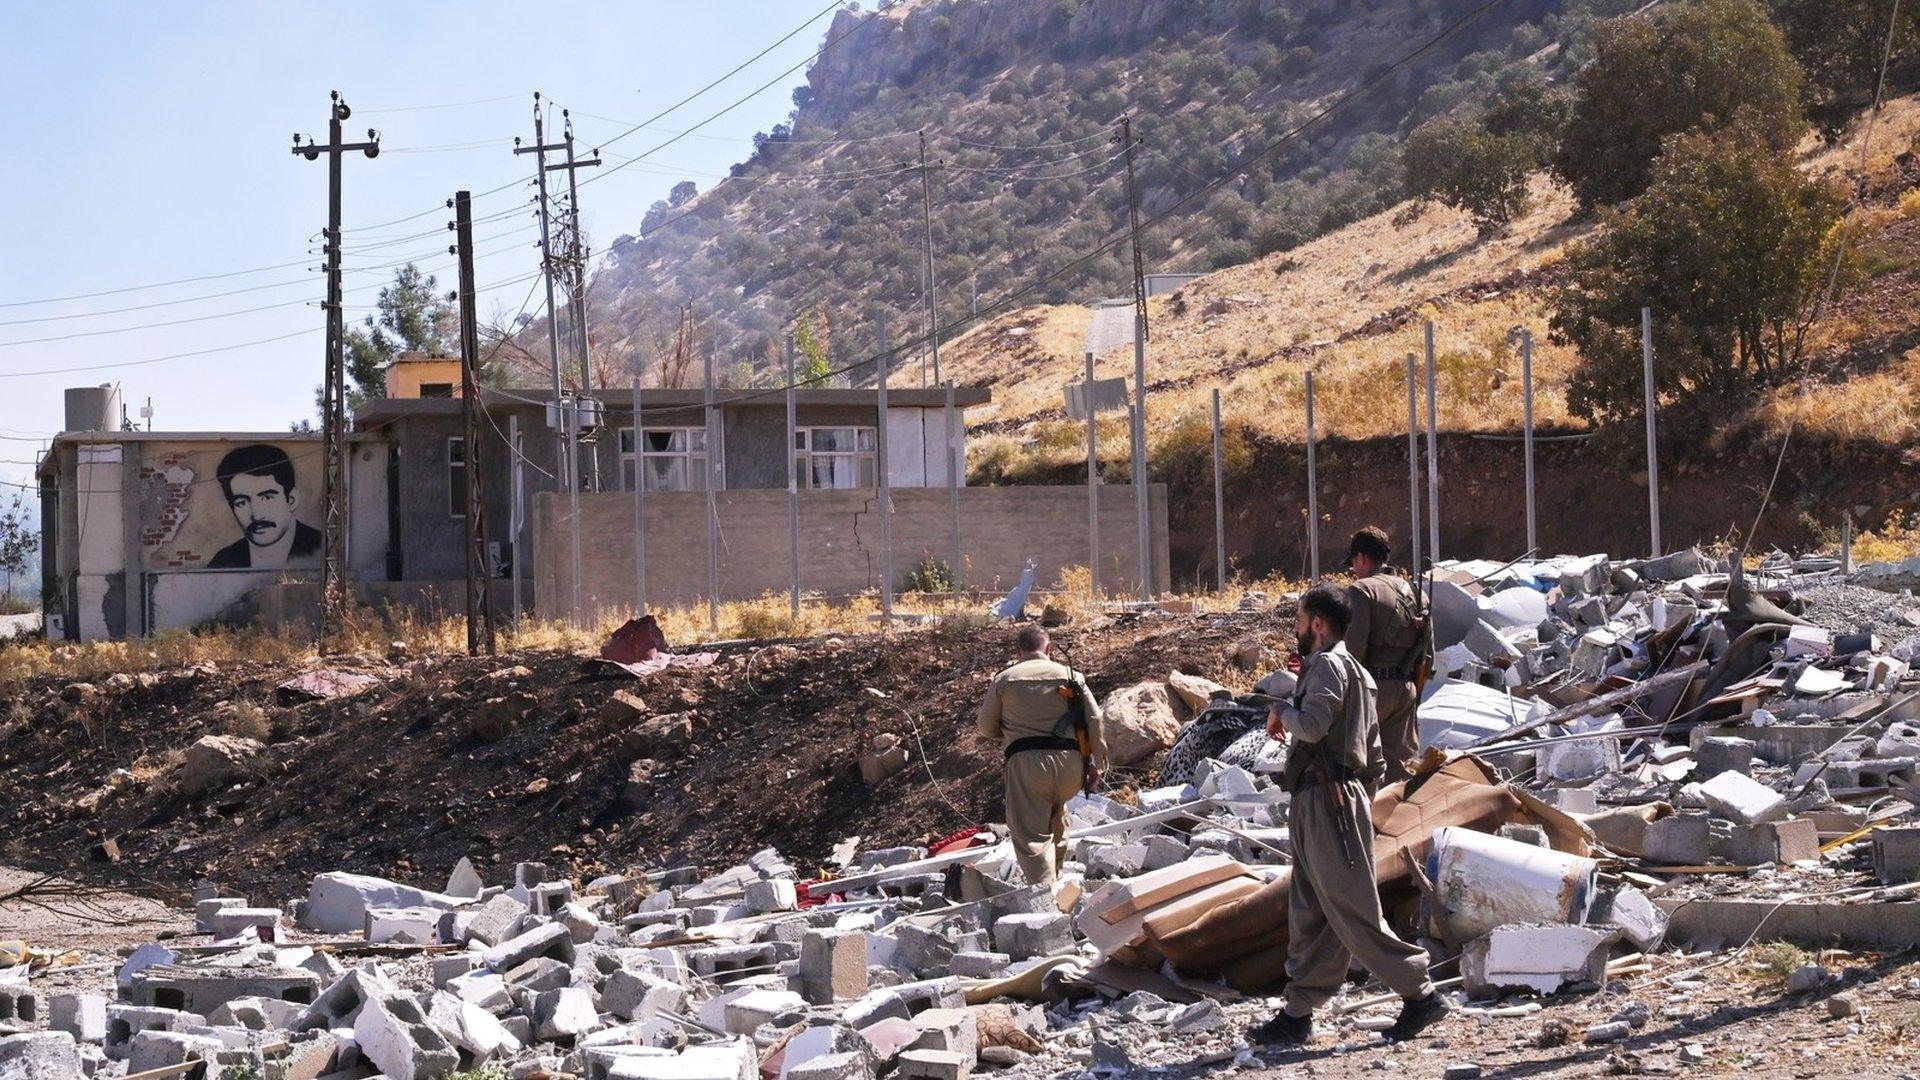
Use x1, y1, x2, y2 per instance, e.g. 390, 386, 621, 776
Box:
385, 357, 464, 399
46, 435, 401, 640
531, 484, 1170, 620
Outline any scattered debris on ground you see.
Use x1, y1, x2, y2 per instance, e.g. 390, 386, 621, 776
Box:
4, 547, 1920, 1078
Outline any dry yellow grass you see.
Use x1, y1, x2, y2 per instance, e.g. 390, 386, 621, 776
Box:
939, 95, 1920, 480
1749, 347, 1920, 444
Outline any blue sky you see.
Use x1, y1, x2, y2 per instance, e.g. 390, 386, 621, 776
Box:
0, 1, 848, 494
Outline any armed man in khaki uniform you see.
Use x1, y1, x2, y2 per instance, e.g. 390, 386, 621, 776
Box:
1248, 585, 1446, 1048
1342, 526, 1430, 785
977, 625, 1108, 886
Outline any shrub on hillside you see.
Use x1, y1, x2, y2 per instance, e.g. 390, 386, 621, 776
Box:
1554, 0, 1804, 206
1550, 119, 1844, 423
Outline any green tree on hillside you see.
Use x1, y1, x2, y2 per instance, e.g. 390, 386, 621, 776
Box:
1401, 118, 1539, 235
1550, 119, 1844, 422
1774, 0, 1920, 132
1554, 0, 1804, 206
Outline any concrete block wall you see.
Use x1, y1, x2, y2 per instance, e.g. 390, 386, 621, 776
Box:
532, 485, 1169, 619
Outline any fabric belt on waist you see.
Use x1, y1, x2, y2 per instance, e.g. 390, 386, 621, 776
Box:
1286, 759, 1363, 793
1004, 735, 1080, 761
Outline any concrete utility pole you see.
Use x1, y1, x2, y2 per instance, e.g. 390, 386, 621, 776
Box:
557, 111, 602, 490
451, 190, 496, 655
1641, 307, 1662, 557
514, 93, 583, 622
918, 131, 942, 387
1520, 328, 1537, 556
1211, 389, 1226, 592
1423, 320, 1441, 564
291, 91, 378, 652
1305, 371, 1320, 582
1119, 115, 1153, 599
1405, 353, 1422, 578
1085, 352, 1101, 601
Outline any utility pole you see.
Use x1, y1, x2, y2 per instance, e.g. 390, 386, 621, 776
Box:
451, 190, 495, 655
1118, 116, 1153, 599
917, 130, 942, 387
632, 375, 646, 616
515, 93, 582, 622
291, 91, 378, 652
558, 111, 602, 490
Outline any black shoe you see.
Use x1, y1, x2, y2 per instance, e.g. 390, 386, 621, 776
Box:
1387, 992, 1448, 1041
1248, 1010, 1314, 1047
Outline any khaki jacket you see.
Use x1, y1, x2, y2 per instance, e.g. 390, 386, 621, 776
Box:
1276, 641, 1383, 788
977, 656, 1109, 769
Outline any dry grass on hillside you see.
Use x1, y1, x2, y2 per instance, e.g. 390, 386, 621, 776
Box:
942, 96, 1920, 480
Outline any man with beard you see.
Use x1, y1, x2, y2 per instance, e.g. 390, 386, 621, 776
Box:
1247, 584, 1446, 1048
1342, 526, 1430, 784
208, 444, 322, 569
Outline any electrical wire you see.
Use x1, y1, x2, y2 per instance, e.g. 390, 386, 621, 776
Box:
360, 92, 530, 114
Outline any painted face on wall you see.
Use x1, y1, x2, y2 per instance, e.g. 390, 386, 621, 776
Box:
226, 472, 297, 548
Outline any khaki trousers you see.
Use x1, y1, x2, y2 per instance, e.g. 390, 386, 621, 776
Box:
1283, 777, 1433, 1016
1004, 748, 1083, 886
1377, 679, 1420, 785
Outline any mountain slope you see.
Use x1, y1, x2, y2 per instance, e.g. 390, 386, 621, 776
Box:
578, 0, 1617, 385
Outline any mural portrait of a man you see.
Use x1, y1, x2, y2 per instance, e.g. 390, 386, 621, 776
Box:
207, 444, 322, 569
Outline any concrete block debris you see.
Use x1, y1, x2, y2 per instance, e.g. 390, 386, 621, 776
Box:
17, 548, 1920, 1078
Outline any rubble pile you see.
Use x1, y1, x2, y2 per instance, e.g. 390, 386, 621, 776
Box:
4, 546, 1920, 1078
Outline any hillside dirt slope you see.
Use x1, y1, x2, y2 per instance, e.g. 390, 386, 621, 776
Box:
0, 610, 1281, 903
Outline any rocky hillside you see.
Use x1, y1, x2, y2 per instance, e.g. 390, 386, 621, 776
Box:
579, 0, 1617, 384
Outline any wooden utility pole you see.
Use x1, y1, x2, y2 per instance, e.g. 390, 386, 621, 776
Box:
451, 190, 496, 655
291, 91, 378, 652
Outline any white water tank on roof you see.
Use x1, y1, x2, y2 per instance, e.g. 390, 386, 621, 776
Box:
64, 384, 121, 433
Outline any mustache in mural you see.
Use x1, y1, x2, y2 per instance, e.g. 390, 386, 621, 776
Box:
246, 519, 280, 538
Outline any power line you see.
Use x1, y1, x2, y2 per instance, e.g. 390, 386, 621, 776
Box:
581, 4, 884, 193
0, 328, 317, 380
361, 92, 531, 114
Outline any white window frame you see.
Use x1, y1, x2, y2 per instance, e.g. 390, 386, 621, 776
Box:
619, 426, 710, 492
794, 426, 878, 489
448, 436, 467, 519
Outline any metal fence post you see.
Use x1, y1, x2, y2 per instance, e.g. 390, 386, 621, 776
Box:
1642, 306, 1662, 557
944, 380, 961, 596
1132, 336, 1152, 601
1424, 320, 1441, 564
1405, 354, 1421, 577
1305, 370, 1320, 582
1521, 329, 1537, 556
1085, 352, 1100, 601
704, 350, 719, 635
877, 346, 894, 620
1211, 388, 1226, 591
785, 343, 800, 619
632, 376, 646, 615
509, 413, 524, 635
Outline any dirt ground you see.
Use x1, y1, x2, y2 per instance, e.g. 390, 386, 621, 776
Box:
0, 608, 1282, 906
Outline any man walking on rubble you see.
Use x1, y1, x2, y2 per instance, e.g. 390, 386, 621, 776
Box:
977, 625, 1108, 886
1249, 584, 1446, 1047
1343, 526, 1431, 785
